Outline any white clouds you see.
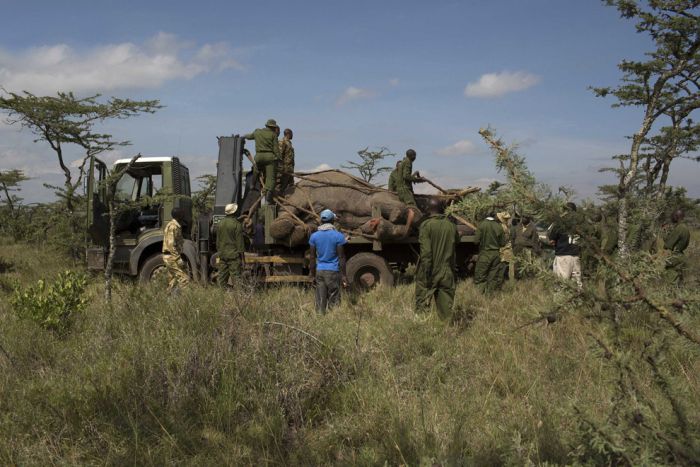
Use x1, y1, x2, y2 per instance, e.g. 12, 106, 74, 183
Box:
335, 86, 376, 106
0, 32, 242, 95
305, 163, 333, 172
464, 71, 540, 98
436, 139, 479, 157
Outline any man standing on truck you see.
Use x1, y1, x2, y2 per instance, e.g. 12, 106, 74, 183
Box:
244, 119, 281, 203
216, 203, 245, 288
277, 128, 295, 194
387, 160, 401, 192
415, 199, 459, 321
396, 149, 424, 208
162, 207, 190, 293
309, 209, 348, 314
474, 212, 506, 294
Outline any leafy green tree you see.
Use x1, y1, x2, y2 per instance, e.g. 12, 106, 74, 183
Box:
342, 146, 395, 183
591, 0, 700, 255
0, 91, 161, 211
0, 169, 29, 214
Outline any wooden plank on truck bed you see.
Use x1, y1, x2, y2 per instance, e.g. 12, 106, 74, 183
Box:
263, 275, 313, 283
245, 255, 305, 264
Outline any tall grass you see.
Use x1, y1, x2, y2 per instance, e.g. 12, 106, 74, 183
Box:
0, 239, 698, 465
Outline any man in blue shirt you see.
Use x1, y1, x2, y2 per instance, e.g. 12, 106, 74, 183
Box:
309, 209, 348, 313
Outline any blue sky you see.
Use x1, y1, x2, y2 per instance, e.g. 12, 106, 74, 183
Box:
1, 0, 697, 202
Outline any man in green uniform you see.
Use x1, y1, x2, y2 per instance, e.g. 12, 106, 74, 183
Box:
387, 160, 401, 192
474, 212, 506, 294
396, 149, 424, 207
513, 215, 541, 277
162, 207, 190, 293
244, 119, 280, 203
663, 209, 690, 286
216, 203, 245, 288
415, 199, 459, 320
277, 128, 295, 194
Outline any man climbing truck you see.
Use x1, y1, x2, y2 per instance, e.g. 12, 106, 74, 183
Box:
85, 135, 479, 288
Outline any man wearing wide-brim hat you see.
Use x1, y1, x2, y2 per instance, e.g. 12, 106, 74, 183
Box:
244, 119, 281, 203
216, 203, 245, 287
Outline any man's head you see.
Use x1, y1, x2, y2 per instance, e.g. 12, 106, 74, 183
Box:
224, 203, 238, 216
590, 211, 603, 223
265, 118, 278, 129
522, 216, 532, 225
284, 128, 293, 140
425, 198, 444, 215
671, 209, 684, 223
406, 149, 417, 161
564, 202, 577, 212
320, 209, 336, 223
171, 207, 186, 223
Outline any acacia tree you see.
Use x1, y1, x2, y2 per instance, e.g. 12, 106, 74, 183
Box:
342, 146, 395, 183
0, 91, 161, 211
0, 169, 29, 214
592, 0, 700, 255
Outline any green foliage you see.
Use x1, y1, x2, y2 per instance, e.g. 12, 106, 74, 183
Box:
450, 128, 563, 224
11, 270, 87, 335
192, 173, 217, 216
342, 146, 395, 183
0, 169, 29, 213
0, 90, 161, 210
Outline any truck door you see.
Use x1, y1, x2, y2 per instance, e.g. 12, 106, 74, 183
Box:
86, 156, 108, 246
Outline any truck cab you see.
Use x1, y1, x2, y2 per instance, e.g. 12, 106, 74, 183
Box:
86, 156, 197, 281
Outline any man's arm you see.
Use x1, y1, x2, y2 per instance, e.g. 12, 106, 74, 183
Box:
418, 223, 433, 276
235, 222, 245, 263
337, 245, 347, 286
664, 226, 680, 251
242, 130, 255, 140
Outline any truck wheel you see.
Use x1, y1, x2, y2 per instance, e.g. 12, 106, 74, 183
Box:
139, 254, 166, 283
346, 253, 394, 289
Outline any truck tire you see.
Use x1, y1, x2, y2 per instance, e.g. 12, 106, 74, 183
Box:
139, 253, 165, 283
346, 252, 394, 289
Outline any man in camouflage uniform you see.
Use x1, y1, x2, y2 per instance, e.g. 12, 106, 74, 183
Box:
415, 199, 459, 321
276, 128, 295, 194
474, 212, 506, 294
216, 203, 245, 288
244, 119, 280, 203
663, 209, 690, 286
497, 211, 514, 281
162, 207, 190, 293
513, 215, 540, 277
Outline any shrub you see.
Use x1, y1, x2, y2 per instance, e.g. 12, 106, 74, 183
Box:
11, 270, 87, 335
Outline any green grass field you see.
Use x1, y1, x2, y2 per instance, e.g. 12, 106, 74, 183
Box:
0, 239, 698, 465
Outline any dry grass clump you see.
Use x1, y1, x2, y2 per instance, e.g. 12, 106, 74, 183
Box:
0, 239, 698, 465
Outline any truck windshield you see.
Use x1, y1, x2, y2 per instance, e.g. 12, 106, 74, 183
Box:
115, 173, 139, 201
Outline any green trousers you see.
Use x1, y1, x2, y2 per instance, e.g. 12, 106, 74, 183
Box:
415, 265, 455, 320
255, 152, 277, 193
218, 258, 242, 287
665, 254, 686, 286
397, 185, 417, 207
474, 250, 503, 294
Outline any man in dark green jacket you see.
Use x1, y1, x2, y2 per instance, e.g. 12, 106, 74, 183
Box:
664, 209, 690, 286
395, 149, 424, 208
244, 119, 280, 202
387, 161, 401, 192
216, 203, 245, 287
415, 199, 459, 320
474, 213, 506, 294
512, 215, 540, 277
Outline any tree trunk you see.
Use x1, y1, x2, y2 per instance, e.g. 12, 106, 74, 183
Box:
1, 181, 14, 213
104, 199, 116, 302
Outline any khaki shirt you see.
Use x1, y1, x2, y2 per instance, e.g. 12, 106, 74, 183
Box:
163, 219, 183, 255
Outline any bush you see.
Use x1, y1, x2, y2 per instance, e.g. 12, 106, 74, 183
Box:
11, 270, 87, 335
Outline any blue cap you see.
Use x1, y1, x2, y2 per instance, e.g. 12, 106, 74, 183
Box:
320, 209, 335, 222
